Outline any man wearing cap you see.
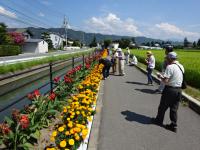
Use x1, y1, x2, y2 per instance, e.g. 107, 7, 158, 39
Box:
145, 51, 155, 85
116, 48, 125, 76
151, 52, 184, 132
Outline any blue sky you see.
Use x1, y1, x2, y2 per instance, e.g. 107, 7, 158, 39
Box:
0, 0, 200, 41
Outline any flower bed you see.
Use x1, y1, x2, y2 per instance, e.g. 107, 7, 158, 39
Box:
47, 64, 103, 150
0, 52, 104, 150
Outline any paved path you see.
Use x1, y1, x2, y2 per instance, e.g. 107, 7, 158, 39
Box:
98, 66, 200, 150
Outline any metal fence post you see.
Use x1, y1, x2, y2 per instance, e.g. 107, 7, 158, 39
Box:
82, 54, 85, 67
49, 62, 53, 93
72, 56, 75, 68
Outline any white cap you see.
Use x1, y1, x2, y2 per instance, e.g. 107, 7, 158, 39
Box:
117, 48, 122, 52
168, 52, 177, 59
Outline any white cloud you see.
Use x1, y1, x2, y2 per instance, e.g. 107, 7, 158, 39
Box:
150, 22, 200, 40
85, 13, 142, 36
41, 0, 51, 6
0, 6, 17, 18
38, 12, 45, 17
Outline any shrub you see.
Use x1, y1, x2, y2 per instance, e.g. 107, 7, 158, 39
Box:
0, 45, 21, 56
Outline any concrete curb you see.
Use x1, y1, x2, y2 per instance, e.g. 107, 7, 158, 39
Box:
134, 65, 200, 115
87, 81, 104, 150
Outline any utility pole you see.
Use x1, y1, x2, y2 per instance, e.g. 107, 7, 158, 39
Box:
63, 16, 68, 48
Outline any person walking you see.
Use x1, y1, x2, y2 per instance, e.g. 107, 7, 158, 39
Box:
124, 47, 130, 65
99, 58, 112, 80
151, 52, 184, 133
145, 51, 155, 85
116, 48, 125, 76
111, 50, 117, 73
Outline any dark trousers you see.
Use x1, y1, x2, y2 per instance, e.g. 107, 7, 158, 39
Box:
156, 86, 182, 126
147, 68, 153, 84
102, 66, 110, 78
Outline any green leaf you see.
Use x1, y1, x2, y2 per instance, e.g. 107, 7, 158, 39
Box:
4, 116, 14, 126
30, 130, 40, 139
18, 142, 34, 149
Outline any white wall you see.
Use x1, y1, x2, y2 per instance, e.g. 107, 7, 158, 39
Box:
38, 41, 48, 53
50, 34, 63, 49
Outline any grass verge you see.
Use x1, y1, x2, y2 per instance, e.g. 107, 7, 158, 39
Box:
0, 50, 93, 75
136, 62, 200, 102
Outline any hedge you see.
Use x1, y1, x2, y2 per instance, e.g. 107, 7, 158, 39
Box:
0, 45, 21, 57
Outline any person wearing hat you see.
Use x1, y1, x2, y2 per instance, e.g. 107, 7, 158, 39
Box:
155, 46, 174, 93
151, 52, 184, 133
116, 48, 125, 76
145, 51, 155, 85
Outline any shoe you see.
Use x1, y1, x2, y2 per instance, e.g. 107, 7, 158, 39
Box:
147, 83, 153, 86
165, 124, 177, 133
154, 89, 162, 94
151, 118, 163, 126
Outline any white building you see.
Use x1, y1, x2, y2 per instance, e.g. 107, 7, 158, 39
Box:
22, 39, 48, 53
50, 33, 64, 49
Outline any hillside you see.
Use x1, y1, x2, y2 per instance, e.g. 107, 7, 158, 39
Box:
8, 27, 181, 45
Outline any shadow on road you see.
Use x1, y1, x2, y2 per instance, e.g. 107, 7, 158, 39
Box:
135, 88, 156, 94
121, 110, 151, 124
126, 81, 147, 85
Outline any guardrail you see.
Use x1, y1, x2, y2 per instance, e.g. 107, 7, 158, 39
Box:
0, 51, 98, 121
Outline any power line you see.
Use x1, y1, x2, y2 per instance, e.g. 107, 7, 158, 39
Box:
0, 1, 52, 28
0, 13, 41, 28
7, 0, 59, 27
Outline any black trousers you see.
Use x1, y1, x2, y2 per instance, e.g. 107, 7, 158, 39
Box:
156, 86, 182, 126
102, 66, 110, 78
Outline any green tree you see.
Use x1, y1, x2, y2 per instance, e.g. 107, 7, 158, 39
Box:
104, 39, 112, 48
184, 37, 189, 47
131, 37, 135, 43
151, 41, 155, 47
193, 41, 197, 48
89, 36, 97, 47
0, 23, 12, 44
41, 32, 53, 49
72, 40, 81, 47
119, 38, 131, 48
197, 39, 200, 48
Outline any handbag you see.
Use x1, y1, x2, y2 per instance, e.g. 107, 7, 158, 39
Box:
174, 64, 187, 89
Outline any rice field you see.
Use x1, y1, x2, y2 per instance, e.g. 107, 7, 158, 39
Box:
131, 49, 200, 90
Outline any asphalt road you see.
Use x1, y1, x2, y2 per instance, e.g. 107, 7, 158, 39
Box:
0, 48, 91, 65
98, 65, 200, 150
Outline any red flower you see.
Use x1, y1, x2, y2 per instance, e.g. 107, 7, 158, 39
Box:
27, 93, 33, 100
0, 123, 11, 135
64, 76, 73, 83
49, 92, 56, 101
34, 89, 40, 97
53, 76, 60, 83
86, 63, 90, 69
19, 115, 29, 129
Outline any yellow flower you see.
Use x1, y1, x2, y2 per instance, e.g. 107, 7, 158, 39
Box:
50, 136, 55, 142
65, 131, 70, 136
68, 139, 75, 146
75, 135, 80, 141
68, 122, 73, 128
60, 140, 67, 148
52, 131, 57, 137
82, 129, 88, 136
58, 126, 65, 132
67, 118, 70, 121
46, 148, 56, 150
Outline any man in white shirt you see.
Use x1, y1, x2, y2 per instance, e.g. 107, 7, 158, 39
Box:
151, 52, 184, 132
145, 51, 155, 85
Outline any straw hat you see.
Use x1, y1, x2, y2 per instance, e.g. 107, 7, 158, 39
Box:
146, 51, 152, 55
